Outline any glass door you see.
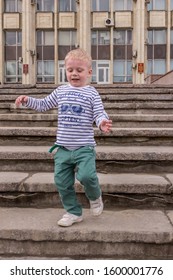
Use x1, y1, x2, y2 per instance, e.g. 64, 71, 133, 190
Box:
97, 61, 110, 83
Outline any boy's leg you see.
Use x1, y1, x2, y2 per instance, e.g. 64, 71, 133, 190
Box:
75, 146, 101, 201
54, 147, 82, 217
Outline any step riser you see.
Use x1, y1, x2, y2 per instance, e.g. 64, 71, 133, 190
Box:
112, 122, 173, 128
1, 159, 173, 173
1, 136, 173, 146
0, 121, 57, 127
1, 93, 173, 101
0, 192, 172, 209
1, 170, 171, 208
2, 108, 173, 115
97, 161, 173, 174
0, 240, 173, 259
2, 121, 173, 128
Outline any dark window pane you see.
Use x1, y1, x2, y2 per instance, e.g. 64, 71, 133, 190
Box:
154, 45, 166, 59
114, 46, 125, 59
58, 46, 71, 60
98, 46, 110, 59
37, 46, 42, 60
5, 46, 16, 60
43, 46, 54, 60
91, 46, 97, 60
17, 46, 22, 58
147, 45, 153, 59
127, 45, 132, 59
171, 45, 173, 59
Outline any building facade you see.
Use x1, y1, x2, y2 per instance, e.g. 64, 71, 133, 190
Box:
0, 0, 173, 85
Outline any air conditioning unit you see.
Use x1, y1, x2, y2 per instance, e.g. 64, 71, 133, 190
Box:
105, 18, 114, 27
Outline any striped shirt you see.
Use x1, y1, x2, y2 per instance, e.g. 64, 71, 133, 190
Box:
26, 84, 109, 150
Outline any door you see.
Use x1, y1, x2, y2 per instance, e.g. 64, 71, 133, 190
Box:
97, 61, 110, 83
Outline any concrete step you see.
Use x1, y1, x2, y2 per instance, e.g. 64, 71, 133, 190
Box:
1, 145, 173, 173
3, 101, 173, 114
0, 171, 172, 209
0, 113, 57, 127
1, 127, 173, 146
0, 83, 173, 95
1, 86, 173, 118
2, 113, 173, 127
0, 207, 173, 259
0, 92, 173, 103
0, 103, 56, 114
1, 92, 173, 102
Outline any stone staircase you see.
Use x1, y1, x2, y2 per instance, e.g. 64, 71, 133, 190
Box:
1, 84, 173, 259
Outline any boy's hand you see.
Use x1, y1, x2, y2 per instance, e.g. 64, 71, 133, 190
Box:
100, 119, 112, 133
15, 95, 28, 107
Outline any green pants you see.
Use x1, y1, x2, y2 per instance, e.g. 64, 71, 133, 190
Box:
54, 146, 101, 216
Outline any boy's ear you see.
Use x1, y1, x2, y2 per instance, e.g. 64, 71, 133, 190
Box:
88, 68, 92, 76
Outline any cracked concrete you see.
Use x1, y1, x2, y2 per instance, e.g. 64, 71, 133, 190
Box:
0, 171, 172, 194
0, 207, 173, 259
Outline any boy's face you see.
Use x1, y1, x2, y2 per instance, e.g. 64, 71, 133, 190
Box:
65, 58, 92, 87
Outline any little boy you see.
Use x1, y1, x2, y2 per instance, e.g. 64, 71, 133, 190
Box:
15, 48, 112, 227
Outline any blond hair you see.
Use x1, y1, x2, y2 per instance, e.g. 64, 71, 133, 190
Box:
65, 48, 92, 68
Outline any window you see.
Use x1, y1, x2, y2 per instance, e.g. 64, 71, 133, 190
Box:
113, 30, 132, 82
147, 30, 166, 74
91, 30, 110, 60
114, 0, 132, 11
170, 30, 173, 70
5, 31, 22, 83
4, 0, 22, 12
91, 31, 110, 83
58, 30, 77, 60
58, 61, 67, 84
58, 0, 76, 12
37, 61, 54, 82
58, 30, 77, 83
171, 0, 173, 10
148, 0, 166, 11
36, 31, 55, 82
91, 0, 109, 11
113, 61, 132, 82
36, 0, 54, 12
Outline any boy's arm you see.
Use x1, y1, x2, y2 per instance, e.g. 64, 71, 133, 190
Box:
93, 91, 112, 133
15, 88, 59, 112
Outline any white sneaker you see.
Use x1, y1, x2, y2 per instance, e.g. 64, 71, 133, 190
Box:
58, 212, 83, 227
90, 196, 103, 216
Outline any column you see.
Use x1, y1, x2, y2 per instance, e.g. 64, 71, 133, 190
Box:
79, 0, 91, 53
0, 1, 4, 84
133, 0, 145, 84
22, 0, 36, 85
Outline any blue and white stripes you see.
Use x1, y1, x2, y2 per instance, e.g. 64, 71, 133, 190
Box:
26, 84, 109, 150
